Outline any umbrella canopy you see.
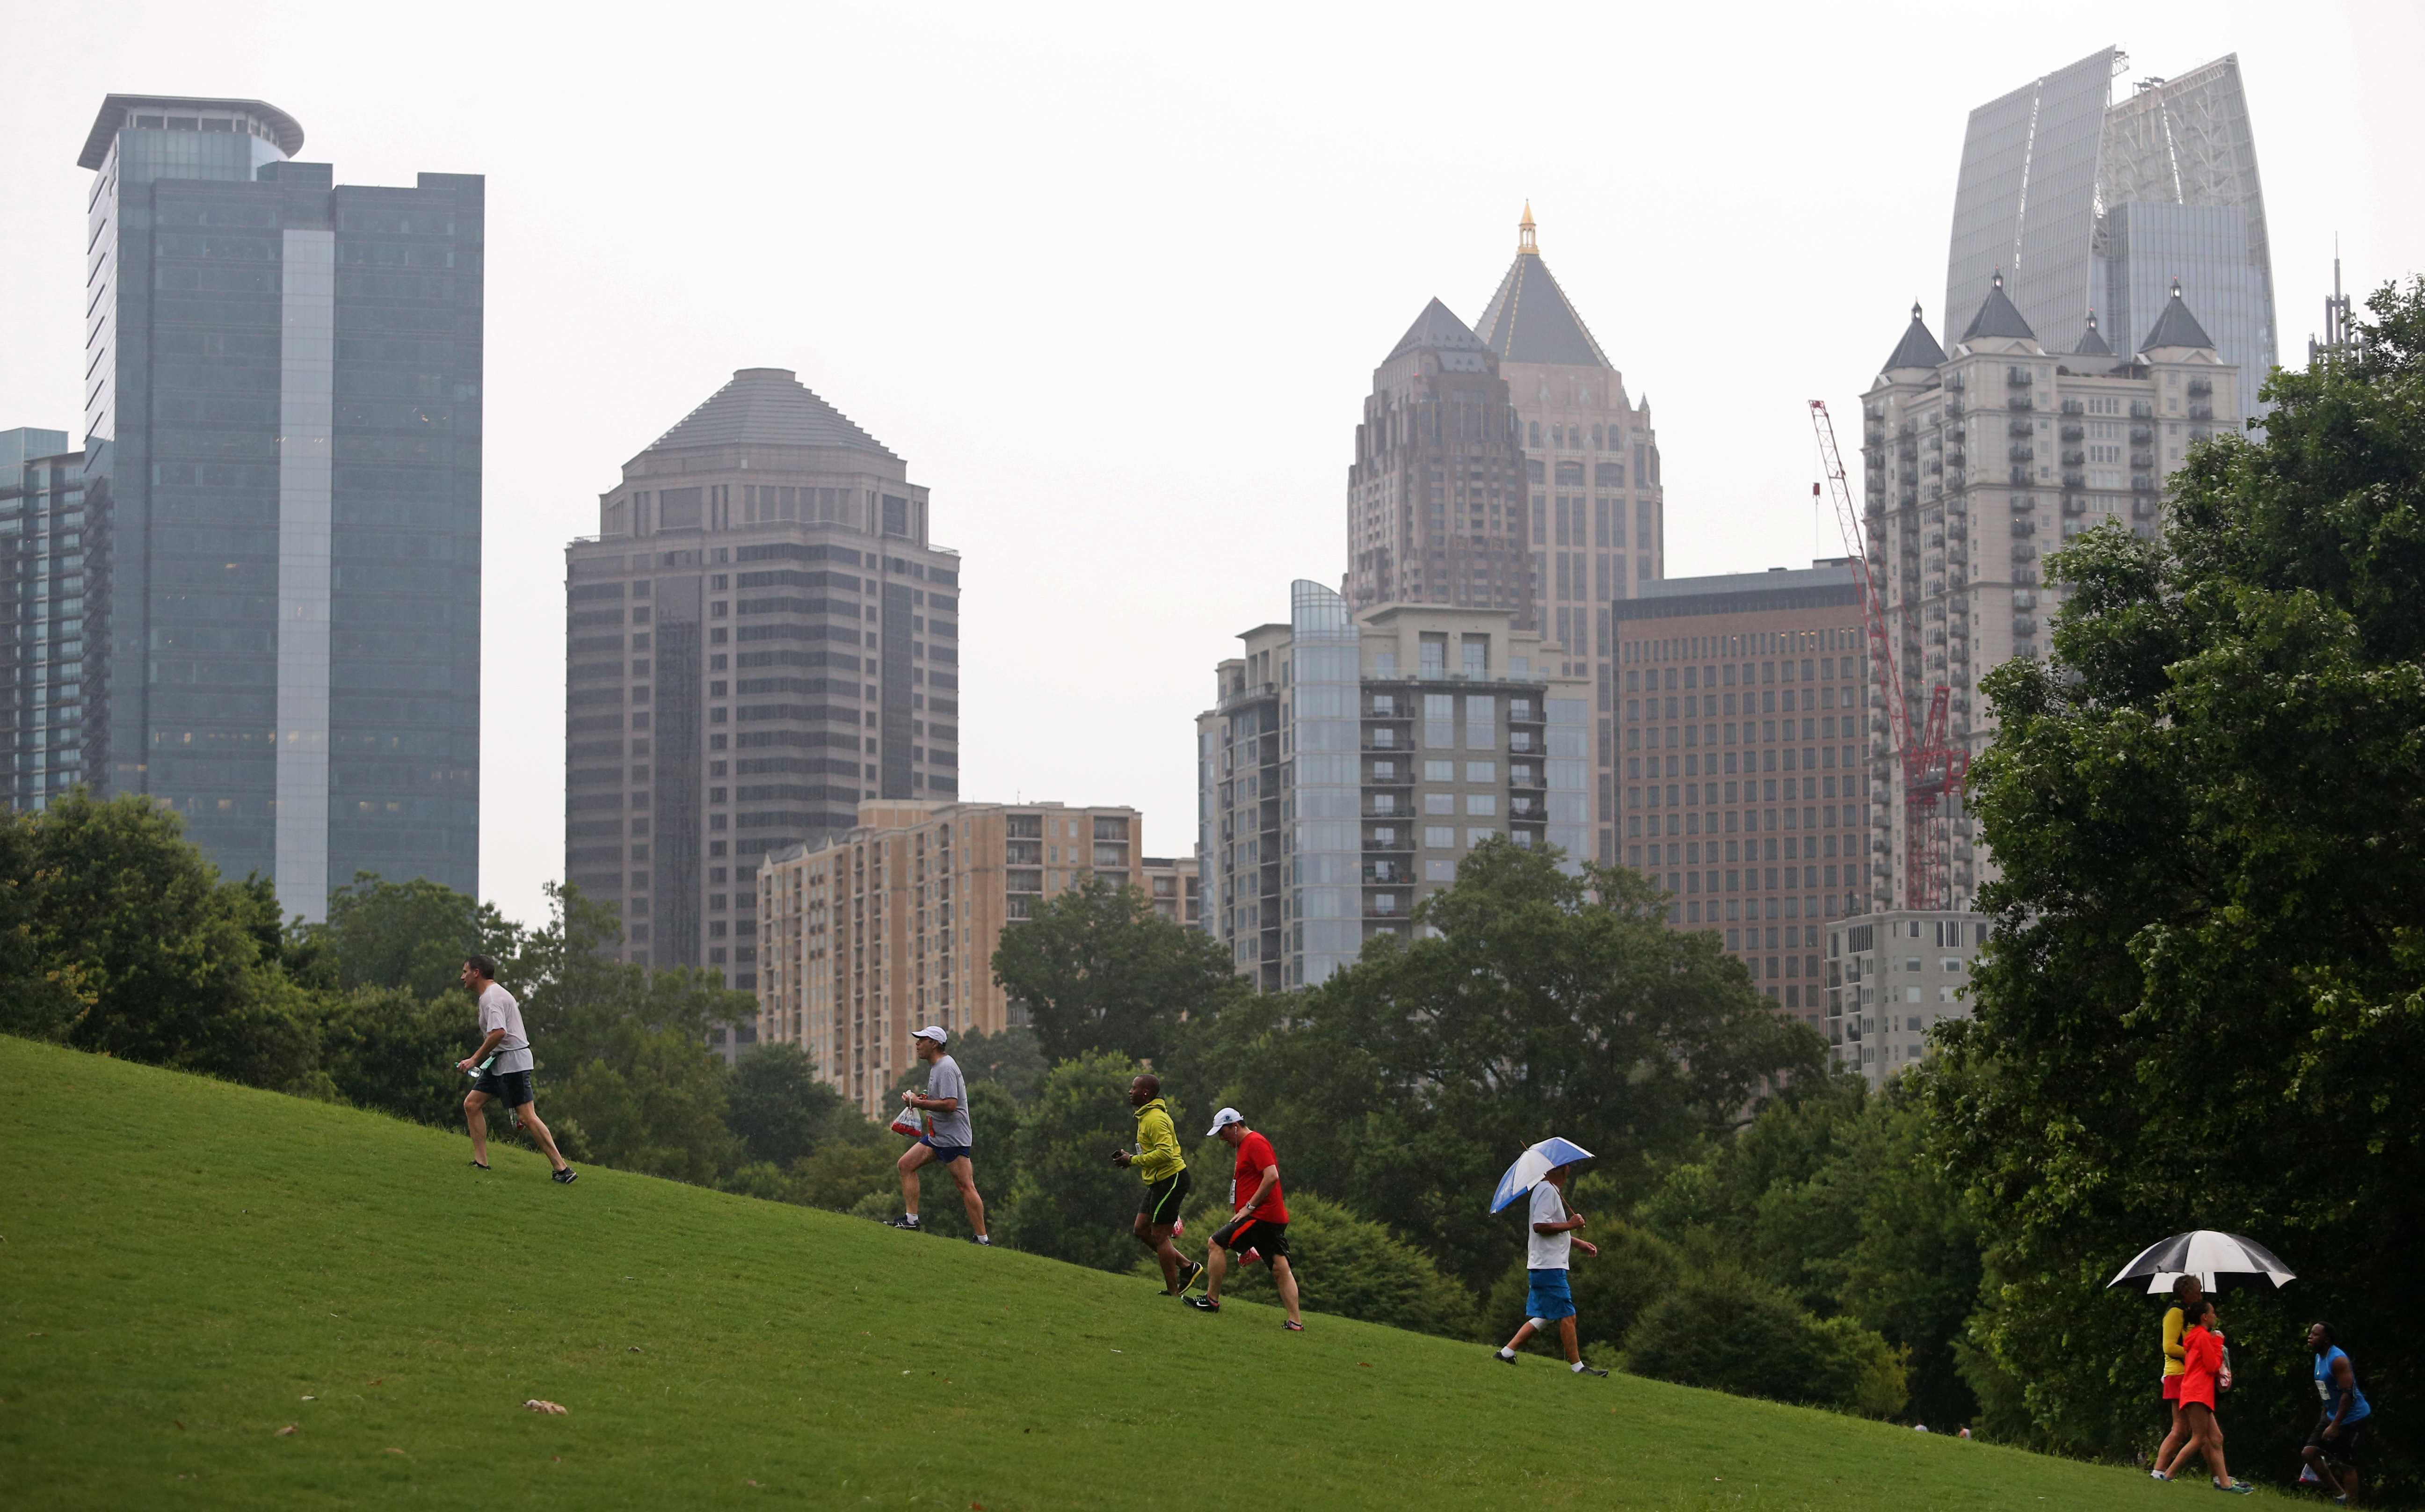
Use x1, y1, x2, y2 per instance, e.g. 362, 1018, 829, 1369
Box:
2107, 1230, 2296, 1295
1490, 1138, 1595, 1214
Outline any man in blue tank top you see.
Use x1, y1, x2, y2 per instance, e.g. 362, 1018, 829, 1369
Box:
2302, 1322, 2371, 1505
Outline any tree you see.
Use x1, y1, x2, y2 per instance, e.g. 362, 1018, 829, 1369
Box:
1184, 840, 1824, 1290
726, 1042, 853, 1169
994, 1049, 1158, 1270
1622, 1264, 1907, 1418
302, 873, 521, 1001
948, 1024, 1048, 1102
991, 877, 1246, 1066
1169, 1192, 1478, 1338
307, 985, 470, 1127
1928, 277, 2425, 1469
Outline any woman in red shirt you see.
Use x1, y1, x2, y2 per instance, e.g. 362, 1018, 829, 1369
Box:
2158, 1299, 2251, 1493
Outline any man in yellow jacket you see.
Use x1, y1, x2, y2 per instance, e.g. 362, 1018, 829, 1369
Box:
1113, 1074, 1202, 1296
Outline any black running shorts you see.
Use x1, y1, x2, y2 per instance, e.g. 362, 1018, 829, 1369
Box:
1139, 1169, 1191, 1226
474, 1067, 536, 1108
1213, 1213, 1289, 1261
2309, 1415, 2368, 1466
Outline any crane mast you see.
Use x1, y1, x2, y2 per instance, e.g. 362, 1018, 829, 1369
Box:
1809, 400, 1968, 912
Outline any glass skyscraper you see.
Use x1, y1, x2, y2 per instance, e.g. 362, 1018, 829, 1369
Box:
1, 429, 90, 808
70, 95, 482, 918
1945, 51, 2275, 407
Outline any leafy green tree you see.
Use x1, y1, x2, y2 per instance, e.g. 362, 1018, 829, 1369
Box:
949, 1024, 1048, 1102
1157, 1192, 1478, 1337
991, 877, 1246, 1066
1928, 277, 2425, 1468
1622, 1264, 1907, 1418
995, 1049, 1159, 1269
785, 1143, 901, 1212
727, 1042, 853, 1169
546, 1015, 736, 1183
14, 791, 316, 1089
1183, 841, 1823, 1290
303, 873, 521, 1001
0, 809, 87, 1041
306, 985, 469, 1127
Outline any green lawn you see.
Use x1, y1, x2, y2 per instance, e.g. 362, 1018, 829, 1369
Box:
0, 1035, 2251, 1509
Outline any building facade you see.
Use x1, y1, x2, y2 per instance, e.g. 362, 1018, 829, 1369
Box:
1, 430, 89, 810
1609, 564, 1873, 1012
1824, 911, 1986, 1085
74, 94, 483, 917
1946, 50, 2275, 406
755, 800, 1143, 1116
1198, 580, 1587, 993
566, 368, 962, 989
1859, 277, 2235, 910
1140, 850, 1202, 928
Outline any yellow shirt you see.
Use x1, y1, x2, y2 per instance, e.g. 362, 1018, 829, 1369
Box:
2163, 1305, 2188, 1377
1131, 1098, 1185, 1183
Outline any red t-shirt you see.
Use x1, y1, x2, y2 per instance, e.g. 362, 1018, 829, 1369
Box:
1230, 1131, 1287, 1223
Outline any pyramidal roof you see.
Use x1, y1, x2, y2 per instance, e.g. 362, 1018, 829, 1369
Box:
2140, 280, 2216, 352
1474, 209, 1610, 369
1960, 270, 2037, 343
1881, 302, 1948, 372
2074, 309, 2114, 356
1387, 298, 1494, 372
645, 368, 896, 458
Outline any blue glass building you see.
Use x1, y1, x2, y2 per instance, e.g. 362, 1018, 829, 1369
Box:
73, 95, 482, 917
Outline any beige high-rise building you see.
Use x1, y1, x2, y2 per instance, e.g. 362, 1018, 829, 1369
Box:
755, 799, 1143, 1116
1859, 275, 2237, 913
1198, 580, 1587, 993
564, 369, 964, 1022
1140, 850, 1202, 928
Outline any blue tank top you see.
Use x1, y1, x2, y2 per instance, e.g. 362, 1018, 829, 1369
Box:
2315, 1346, 2370, 1421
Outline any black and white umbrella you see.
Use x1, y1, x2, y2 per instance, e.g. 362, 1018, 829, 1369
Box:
2107, 1230, 2296, 1295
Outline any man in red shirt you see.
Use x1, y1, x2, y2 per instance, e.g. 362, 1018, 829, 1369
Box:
1184, 1107, 1302, 1330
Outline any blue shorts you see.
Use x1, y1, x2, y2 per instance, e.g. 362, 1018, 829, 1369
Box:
1525, 1268, 1575, 1323
918, 1137, 972, 1165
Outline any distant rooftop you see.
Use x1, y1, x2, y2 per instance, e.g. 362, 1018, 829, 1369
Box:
80, 94, 305, 169
1616, 560, 1860, 622
641, 368, 897, 460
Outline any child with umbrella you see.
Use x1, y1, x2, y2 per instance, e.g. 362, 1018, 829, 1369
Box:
1488, 1139, 1607, 1377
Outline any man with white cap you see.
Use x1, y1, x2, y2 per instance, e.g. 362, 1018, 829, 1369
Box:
891, 1025, 989, 1243
1184, 1108, 1301, 1330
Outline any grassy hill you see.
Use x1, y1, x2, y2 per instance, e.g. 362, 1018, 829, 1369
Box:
0, 1036, 2253, 1509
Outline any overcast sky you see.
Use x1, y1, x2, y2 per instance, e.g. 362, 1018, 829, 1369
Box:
4, 0, 2419, 930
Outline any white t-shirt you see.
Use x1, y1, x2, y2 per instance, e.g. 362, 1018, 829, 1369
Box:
1527, 1180, 1572, 1271
478, 982, 534, 1073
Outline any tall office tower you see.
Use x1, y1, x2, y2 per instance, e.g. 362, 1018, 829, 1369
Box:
76, 95, 483, 917
1342, 301, 1532, 626
1198, 580, 1586, 992
756, 799, 1140, 1114
1946, 50, 2274, 408
1475, 207, 1663, 865
1, 429, 89, 809
1856, 277, 2236, 914
1607, 564, 1871, 1022
566, 368, 962, 990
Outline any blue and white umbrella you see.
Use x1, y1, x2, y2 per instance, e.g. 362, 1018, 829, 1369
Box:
1490, 1137, 1596, 1214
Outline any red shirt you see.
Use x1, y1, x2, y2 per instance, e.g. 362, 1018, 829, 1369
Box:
2178, 1325, 2222, 1410
1230, 1131, 1287, 1223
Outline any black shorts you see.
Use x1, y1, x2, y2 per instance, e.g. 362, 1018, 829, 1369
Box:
1212, 1214, 1288, 1261
2308, 1416, 2368, 1466
1139, 1169, 1191, 1226
473, 1067, 535, 1107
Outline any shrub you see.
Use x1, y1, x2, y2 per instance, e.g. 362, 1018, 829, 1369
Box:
1622, 1265, 1906, 1418
1174, 1192, 1477, 1338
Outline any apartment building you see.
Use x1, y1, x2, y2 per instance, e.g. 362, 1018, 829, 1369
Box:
565, 368, 962, 989
1141, 850, 1202, 928
755, 800, 1143, 1116
1198, 580, 1587, 992
0, 429, 88, 810
1824, 911, 1988, 1083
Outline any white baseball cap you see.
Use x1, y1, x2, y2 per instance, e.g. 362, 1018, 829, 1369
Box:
912, 1025, 948, 1044
1206, 1107, 1245, 1135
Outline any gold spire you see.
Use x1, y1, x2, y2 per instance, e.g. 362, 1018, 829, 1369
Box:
1518, 201, 1538, 255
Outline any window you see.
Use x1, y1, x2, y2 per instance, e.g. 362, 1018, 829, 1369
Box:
1465, 762, 1496, 783
1424, 792, 1455, 814
1423, 760, 1455, 782
1424, 826, 1456, 848
1467, 828, 1498, 846
1461, 636, 1488, 676
1466, 794, 1497, 816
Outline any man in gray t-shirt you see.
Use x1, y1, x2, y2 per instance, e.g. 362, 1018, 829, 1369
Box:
455, 955, 575, 1183
891, 1025, 989, 1243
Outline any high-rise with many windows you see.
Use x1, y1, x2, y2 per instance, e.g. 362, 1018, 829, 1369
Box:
565, 368, 962, 989
71, 95, 483, 916
1, 429, 89, 809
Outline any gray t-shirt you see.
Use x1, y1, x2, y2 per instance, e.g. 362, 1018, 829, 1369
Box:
922, 1054, 972, 1147
478, 982, 534, 1074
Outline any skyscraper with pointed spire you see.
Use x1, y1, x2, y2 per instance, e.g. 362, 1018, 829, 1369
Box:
564, 368, 961, 1012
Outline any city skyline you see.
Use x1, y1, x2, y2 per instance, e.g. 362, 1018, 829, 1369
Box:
0, 6, 2415, 927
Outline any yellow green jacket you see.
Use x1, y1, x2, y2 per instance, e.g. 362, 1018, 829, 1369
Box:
1131, 1098, 1184, 1183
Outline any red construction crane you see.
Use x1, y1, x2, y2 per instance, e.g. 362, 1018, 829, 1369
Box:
1808, 400, 1968, 913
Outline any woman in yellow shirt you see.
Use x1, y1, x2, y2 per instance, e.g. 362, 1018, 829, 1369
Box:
2151, 1274, 2204, 1479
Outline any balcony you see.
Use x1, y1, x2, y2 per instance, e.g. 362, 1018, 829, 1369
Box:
2060, 398, 2084, 415
2132, 476, 2156, 493
2008, 467, 2030, 486
2133, 499, 2158, 519
1507, 732, 1539, 754
2187, 378, 2213, 397
2131, 451, 2155, 470
2060, 424, 2084, 442
1362, 727, 1405, 750
2061, 449, 2086, 466
2062, 496, 2087, 516
2008, 395, 2035, 411
2131, 425, 2154, 443
2188, 403, 2215, 420
2012, 542, 2038, 561
2006, 367, 2034, 387
2130, 400, 2155, 419
2008, 445, 2035, 463
2062, 471, 2086, 490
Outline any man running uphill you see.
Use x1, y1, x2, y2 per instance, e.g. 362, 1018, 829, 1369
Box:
456, 955, 575, 1183
1185, 1108, 1301, 1330
892, 1025, 989, 1244
1112, 1074, 1201, 1295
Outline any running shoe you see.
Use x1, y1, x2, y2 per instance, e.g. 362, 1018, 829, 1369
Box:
1183, 1295, 1220, 1312
1282, 1320, 1304, 1332
1573, 1364, 1610, 1378
886, 1214, 922, 1230
1492, 1349, 1518, 1365
1176, 1258, 1205, 1292
552, 1167, 578, 1185
469, 1160, 490, 1171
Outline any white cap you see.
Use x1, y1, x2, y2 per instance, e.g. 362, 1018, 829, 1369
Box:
912, 1025, 948, 1044
1205, 1107, 1245, 1136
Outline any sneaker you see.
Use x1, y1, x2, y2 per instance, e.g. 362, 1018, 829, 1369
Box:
2149, 1470, 2171, 1482
1492, 1349, 1518, 1365
552, 1167, 578, 1185
2219, 1484, 2253, 1497
469, 1160, 490, 1171
1573, 1364, 1609, 1378
886, 1215, 922, 1230
1283, 1319, 1304, 1331
968, 1235, 991, 1246
1183, 1295, 1220, 1312
1176, 1258, 1205, 1291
